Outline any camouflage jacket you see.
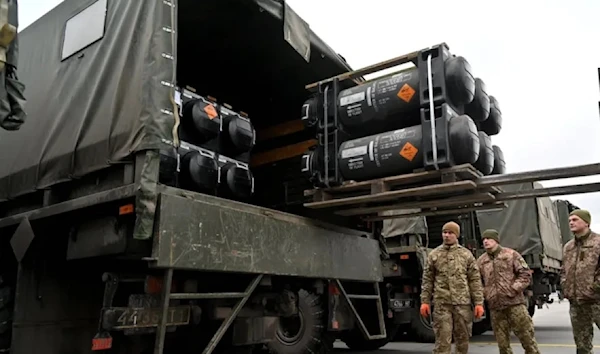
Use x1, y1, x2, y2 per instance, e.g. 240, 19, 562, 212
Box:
477, 246, 531, 310
560, 232, 600, 302
420, 243, 484, 306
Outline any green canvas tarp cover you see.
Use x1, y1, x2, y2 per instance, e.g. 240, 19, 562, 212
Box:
381, 182, 564, 269
554, 199, 575, 245
475, 182, 563, 269
0, 0, 353, 238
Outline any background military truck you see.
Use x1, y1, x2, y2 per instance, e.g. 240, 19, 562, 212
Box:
475, 182, 564, 316
553, 198, 581, 299
0, 0, 393, 353
380, 181, 574, 342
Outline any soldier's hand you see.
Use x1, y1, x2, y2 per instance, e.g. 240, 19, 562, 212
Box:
474, 305, 485, 319
420, 304, 430, 317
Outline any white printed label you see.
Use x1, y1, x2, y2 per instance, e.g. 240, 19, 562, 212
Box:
340, 91, 365, 106
341, 145, 368, 159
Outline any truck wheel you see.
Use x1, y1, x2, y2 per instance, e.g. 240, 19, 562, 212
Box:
0, 279, 13, 352
267, 289, 333, 354
472, 305, 492, 336
472, 318, 491, 336
526, 296, 536, 318
341, 320, 400, 351
528, 303, 536, 318
408, 302, 435, 343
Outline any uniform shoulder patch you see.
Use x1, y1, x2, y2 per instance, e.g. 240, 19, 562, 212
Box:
518, 256, 530, 269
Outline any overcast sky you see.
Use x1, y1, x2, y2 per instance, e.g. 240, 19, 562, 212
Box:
17, 0, 600, 230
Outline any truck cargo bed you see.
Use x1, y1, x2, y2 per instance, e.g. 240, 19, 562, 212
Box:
150, 185, 383, 282
475, 182, 563, 271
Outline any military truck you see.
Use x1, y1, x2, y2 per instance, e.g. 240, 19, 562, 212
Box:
377, 180, 585, 342
475, 182, 564, 319
0, 1, 395, 353
3, 1, 600, 353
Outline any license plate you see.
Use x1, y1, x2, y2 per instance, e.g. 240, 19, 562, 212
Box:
104, 306, 191, 330
389, 299, 413, 310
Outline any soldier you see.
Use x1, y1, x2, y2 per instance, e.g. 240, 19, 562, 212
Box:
560, 209, 600, 354
476, 229, 540, 354
420, 221, 485, 354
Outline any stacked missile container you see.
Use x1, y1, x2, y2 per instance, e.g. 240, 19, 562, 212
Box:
301, 43, 506, 188
159, 87, 256, 201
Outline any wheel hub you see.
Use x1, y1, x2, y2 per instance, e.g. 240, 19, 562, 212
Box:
275, 310, 306, 346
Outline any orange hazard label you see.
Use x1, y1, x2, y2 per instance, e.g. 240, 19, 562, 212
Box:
397, 83, 416, 103
204, 104, 218, 120
399, 142, 418, 161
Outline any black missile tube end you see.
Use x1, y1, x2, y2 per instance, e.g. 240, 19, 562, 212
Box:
445, 56, 476, 106
181, 150, 219, 191
480, 95, 502, 136
224, 115, 256, 154
464, 78, 491, 122
492, 145, 506, 175
301, 95, 320, 129
301, 145, 323, 179
182, 99, 220, 143
448, 114, 481, 165
220, 163, 254, 200
473, 131, 494, 175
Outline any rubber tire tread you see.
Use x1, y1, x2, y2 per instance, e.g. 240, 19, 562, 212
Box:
267, 289, 334, 354
407, 300, 436, 343
0, 283, 13, 352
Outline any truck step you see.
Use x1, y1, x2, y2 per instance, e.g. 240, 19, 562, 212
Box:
336, 280, 387, 340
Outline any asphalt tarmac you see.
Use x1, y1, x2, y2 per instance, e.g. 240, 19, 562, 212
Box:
333, 296, 600, 353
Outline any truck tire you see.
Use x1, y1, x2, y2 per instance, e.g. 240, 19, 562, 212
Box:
472, 304, 492, 336
267, 289, 333, 354
526, 296, 536, 318
408, 300, 435, 343
472, 318, 491, 336
0, 278, 13, 352
341, 320, 400, 351
528, 303, 536, 318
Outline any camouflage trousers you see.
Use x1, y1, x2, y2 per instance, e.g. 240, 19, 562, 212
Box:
490, 304, 540, 354
432, 304, 472, 354
569, 301, 600, 354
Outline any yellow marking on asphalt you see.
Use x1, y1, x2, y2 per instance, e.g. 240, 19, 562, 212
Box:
475, 342, 600, 348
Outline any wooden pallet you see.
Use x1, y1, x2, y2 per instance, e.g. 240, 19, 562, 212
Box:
303, 164, 505, 219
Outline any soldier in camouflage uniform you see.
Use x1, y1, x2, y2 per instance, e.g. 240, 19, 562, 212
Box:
560, 209, 600, 354
476, 229, 540, 354
420, 221, 485, 354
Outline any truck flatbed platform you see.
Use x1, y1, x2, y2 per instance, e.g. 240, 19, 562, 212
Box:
303, 162, 600, 221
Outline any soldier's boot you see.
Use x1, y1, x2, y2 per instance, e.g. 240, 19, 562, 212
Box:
0, 0, 16, 73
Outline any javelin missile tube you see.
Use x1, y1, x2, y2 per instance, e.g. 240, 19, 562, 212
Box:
301, 55, 478, 138
178, 88, 256, 160
491, 145, 506, 175
479, 95, 502, 136
159, 142, 254, 201
464, 78, 490, 123
336, 114, 480, 181
473, 131, 494, 175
